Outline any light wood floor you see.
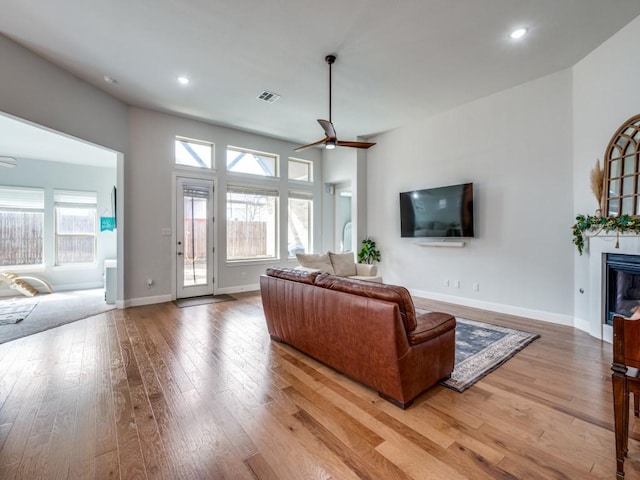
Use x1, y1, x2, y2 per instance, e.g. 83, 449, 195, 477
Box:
0, 291, 638, 479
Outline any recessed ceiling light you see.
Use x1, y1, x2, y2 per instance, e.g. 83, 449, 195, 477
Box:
177, 76, 190, 85
103, 75, 118, 84
510, 28, 528, 40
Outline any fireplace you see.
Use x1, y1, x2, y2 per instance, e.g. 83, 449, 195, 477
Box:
605, 253, 640, 325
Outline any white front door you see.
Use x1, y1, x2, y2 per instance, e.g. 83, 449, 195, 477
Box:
176, 177, 214, 298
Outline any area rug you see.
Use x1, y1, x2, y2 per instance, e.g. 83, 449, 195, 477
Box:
440, 317, 540, 392
0, 302, 38, 325
174, 294, 236, 308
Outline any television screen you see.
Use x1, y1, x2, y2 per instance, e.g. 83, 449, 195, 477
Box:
399, 183, 474, 238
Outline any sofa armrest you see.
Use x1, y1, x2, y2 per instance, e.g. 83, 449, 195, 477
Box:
408, 312, 456, 346
355, 263, 378, 276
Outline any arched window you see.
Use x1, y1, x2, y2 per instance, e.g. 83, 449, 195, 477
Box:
604, 114, 640, 216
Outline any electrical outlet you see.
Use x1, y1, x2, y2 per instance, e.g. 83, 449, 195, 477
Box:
444, 279, 450, 287
454, 280, 461, 288
473, 282, 480, 292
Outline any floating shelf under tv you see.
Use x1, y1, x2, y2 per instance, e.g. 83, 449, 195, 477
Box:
415, 240, 466, 248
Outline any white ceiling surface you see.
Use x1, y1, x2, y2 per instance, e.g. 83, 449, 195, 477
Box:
1, 1, 640, 150
0, 114, 117, 168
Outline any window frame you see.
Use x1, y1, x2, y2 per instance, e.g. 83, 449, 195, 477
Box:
54, 190, 98, 266
287, 190, 313, 258
175, 136, 214, 170
225, 184, 279, 263
603, 114, 640, 217
288, 157, 314, 182
0, 186, 45, 268
226, 146, 279, 178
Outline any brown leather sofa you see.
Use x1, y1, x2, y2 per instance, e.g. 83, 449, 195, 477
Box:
260, 267, 456, 408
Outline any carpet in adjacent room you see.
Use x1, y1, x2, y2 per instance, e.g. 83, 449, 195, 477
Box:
0, 302, 37, 325
0, 289, 115, 344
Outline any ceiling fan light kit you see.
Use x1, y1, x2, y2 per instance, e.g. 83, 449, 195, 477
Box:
294, 54, 376, 152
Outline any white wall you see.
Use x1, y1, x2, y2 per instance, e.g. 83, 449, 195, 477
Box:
126, 107, 322, 304
572, 15, 640, 334
0, 159, 117, 293
0, 35, 128, 155
367, 70, 574, 325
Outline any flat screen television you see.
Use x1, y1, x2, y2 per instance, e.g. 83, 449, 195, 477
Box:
399, 183, 474, 238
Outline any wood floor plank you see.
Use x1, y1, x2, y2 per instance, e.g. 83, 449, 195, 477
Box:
0, 291, 639, 479
94, 449, 119, 480
0, 374, 47, 467
18, 432, 50, 479
244, 452, 281, 480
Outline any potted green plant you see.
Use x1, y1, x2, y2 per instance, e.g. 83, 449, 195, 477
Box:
358, 237, 381, 264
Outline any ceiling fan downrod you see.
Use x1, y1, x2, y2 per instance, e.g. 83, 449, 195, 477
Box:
326, 54, 336, 124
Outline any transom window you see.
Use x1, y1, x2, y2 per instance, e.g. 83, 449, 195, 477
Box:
54, 190, 97, 265
288, 158, 313, 182
175, 137, 213, 169
227, 146, 277, 177
0, 186, 44, 267
604, 114, 640, 216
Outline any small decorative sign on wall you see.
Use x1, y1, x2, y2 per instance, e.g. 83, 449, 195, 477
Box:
100, 216, 116, 232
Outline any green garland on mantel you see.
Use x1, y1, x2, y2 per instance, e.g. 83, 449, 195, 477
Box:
572, 214, 640, 255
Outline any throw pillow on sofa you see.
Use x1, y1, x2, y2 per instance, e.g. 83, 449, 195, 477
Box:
328, 251, 357, 277
296, 252, 335, 274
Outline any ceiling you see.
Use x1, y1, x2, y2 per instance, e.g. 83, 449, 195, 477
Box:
0, 113, 117, 168
1, 0, 640, 151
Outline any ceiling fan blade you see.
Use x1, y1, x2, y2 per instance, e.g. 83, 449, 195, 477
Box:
317, 119, 336, 139
336, 140, 377, 149
293, 137, 330, 152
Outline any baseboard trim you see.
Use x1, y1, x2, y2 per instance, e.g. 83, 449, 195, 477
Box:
215, 284, 260, 295
410, 289, 574, 327
121, 285, 260, 309
124, 294, 173, 308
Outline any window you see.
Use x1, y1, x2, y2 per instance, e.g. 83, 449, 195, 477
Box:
0, 186, 44, 266
54, 190, 97, 265
175, 137, 213, 169
604, 114, 640, 216
226, 185, 278, 261
288, 191, 313, 256
288, 158, 313, 182
227, 146, 277, 177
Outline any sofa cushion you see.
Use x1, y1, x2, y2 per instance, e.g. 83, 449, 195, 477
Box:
328, 251, 357, 277
355, 263, 378, 276
296, 253, 335, 274
314, 274, 417, 331
265, 267, 320, 285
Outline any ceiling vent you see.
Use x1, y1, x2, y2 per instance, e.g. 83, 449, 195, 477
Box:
257, 90, 281, 104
